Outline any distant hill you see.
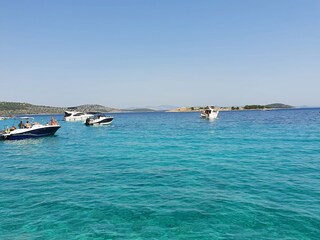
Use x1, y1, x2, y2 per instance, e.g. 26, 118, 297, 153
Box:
0, 102, 118, 115
145, 105, 179, 111
125, 105, 175, 111
0, 102, 65, 115
244, 103, 293, 110
122, 108, 157, 112
264, 103, 294, 109
67, 104, 116, 113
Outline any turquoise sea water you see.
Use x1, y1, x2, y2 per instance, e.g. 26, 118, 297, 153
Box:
0, 109, 320, 239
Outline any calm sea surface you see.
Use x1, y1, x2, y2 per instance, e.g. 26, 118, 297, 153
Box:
0, 109, 320, 239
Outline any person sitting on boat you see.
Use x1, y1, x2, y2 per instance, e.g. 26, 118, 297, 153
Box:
10, 126, 16, 131
50, 116, 57, 125
18, 121, 23, 129
24, 121, 31, 128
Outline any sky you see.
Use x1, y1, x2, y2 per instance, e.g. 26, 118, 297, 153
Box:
0, 0, 319, 108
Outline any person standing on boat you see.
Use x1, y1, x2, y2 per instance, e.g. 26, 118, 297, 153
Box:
18, 121, 23, 129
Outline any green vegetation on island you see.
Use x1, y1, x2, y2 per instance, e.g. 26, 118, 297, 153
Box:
0, 102, 64, 115
243, 105, 265, 110
264, 103, 293, 109
0, 102, 117, 116
169, 103, 294, 112
244, 103, 293, 110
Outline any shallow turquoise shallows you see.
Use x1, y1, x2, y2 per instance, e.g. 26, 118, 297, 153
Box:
1, 109, 320, 239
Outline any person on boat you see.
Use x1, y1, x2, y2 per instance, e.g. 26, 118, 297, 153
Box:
50, 116, 58, 125
24, 121, 30, 128
10, 126, 16, 131
18, 121, 23, 129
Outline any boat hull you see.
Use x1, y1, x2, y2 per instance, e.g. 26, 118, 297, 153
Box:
200, 112, 219, 119
85, 117, 113, 126
63, 111, 93, 122
200, 109, 219, 119
64, 116, 92, 122
1, 126, 61, 140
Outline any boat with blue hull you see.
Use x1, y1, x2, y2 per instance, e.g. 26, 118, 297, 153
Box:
0, 117, 61, 140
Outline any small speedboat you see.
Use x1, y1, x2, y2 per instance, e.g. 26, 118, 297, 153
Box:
63, 111, 94, 122
85, 113, 113, 126
0, 117, 61, 140
200, 107, 219, 119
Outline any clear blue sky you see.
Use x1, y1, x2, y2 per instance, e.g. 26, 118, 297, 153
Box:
1, 0, 319, 108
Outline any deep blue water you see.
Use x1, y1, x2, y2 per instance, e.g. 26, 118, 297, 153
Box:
0, 109, 320, 239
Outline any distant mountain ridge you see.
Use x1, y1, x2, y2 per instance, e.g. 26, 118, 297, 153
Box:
0, 101, 295, 115
67, 104, 116, 113
264, 103, 293, 109
146, 105, 179, 111
243, 103, 293, 110
125, 105, 178, 111
0, 102, 118, 115
122, 108, 157, 112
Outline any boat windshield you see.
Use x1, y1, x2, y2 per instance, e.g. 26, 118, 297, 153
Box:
74, 112, 85, 116
92, 113, 105, 119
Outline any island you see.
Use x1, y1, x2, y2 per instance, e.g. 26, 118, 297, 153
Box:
0, 101, 156, 116
167, 103, 294, 112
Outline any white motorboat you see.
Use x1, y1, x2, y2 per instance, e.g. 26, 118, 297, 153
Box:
63, 111, 94, 122
85, 113, 113, 126
200, 107, 219, 119
0, 117, 60, 140
0, 116, 11, 120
